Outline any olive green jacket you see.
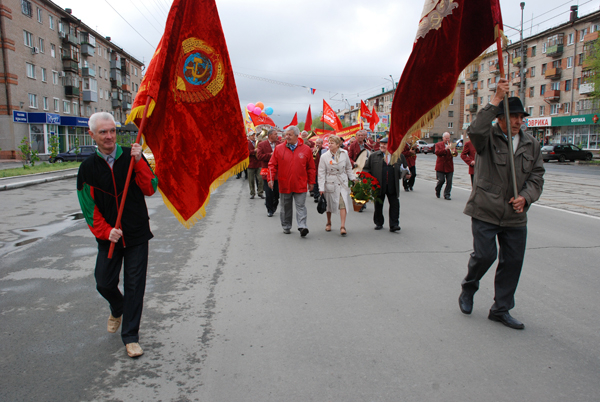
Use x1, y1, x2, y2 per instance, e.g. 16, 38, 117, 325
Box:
463, 103, 545, 227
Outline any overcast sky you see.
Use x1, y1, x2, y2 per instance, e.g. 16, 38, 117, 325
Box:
53, 0, 599, 127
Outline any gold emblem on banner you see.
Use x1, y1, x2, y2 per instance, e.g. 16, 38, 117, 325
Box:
415, 0, 459, 42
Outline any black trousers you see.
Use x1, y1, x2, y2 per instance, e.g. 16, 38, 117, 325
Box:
403, 166, 416, 190
373, 186, 399, 228
313, 176, 320, 201
263, 178, 279, 214
435, 171, 453, 197
461, 218, 527, 314
95, 241, 148, 345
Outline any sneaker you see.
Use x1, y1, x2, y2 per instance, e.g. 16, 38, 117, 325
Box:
107, 314, 122, 333
283, 228, 291, 234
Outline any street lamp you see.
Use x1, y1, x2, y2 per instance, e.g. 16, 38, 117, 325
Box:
519, 2, 525, 104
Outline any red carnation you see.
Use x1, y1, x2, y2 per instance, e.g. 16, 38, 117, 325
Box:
362, 179, 368, 184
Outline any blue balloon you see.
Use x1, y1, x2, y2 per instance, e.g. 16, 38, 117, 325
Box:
265, 107, 273, 115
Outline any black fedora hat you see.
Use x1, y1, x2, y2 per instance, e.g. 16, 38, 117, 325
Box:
496, 97, 529, 117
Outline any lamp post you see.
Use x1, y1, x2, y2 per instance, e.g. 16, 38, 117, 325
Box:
519, 2, 525, 103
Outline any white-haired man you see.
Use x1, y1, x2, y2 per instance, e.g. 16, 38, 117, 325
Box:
77, 112, 157, 358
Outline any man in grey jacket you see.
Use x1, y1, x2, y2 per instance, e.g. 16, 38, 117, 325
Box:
458, 78, 545, 329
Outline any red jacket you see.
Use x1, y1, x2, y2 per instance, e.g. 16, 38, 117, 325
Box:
268, 142, 316, 194
256, 139, 281, 169
248, 139, 260, 169
460, 140, 476, 175
348, 140, 373, 164
402, 143, 416, 168
434, 141, 454, 173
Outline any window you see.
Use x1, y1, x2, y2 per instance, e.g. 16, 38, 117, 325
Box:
28, 93, 38, 108
565, 79, 571, 91
41, 68, 47, 82
528, 106, 534, 116
567, 33, 574, 45
448, 122, 453, 128
529, 87, 534, 97
542, 42, 547, 53
540, 84, 546, 95
99, 88, 103, 99
551, 104, 560, 115
542, 63, 547, 74
49, 15, 54, 30
531, 46, 536, 57
37, 7, 42, 23
26, 63, 35, 78
577, 77, 581, 89
99, 67, 102, 78
551, 82, 560, 91
52, 70, 58, 85
567, 56, 573, 68
530, 66, 535, 77
51, 43, 55, 57
450, 99, 454, 105
510, 91, 515, 97
504, 55, 508, 65
53, 98, 59, 112
552, 60, 560, 68
21, 0, 32, 17
479, 97, 483, 106
540, 105, 545, 116
564, 102, 571, 113
63, 100, 70, 114
580, 28, 587, 41
105, 90, 109, 99
43, 97, 48, 110
487, 78, 491, 87
448, 111, 454, 117
23, 30, 33, 47
38, 38, 44, 53
73, 102, 79, 116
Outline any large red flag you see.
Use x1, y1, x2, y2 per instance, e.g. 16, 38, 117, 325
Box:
249, 111, 277, 127
389, 0, 503, 154
320, 100, 343, 131
126, 0, 248, 228
283, 112, 298, 129
305, 105, 312, 131
370, 107, 380, 131
360, 100, 372, 122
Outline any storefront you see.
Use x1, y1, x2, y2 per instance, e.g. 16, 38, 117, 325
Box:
525, 114, 600, 150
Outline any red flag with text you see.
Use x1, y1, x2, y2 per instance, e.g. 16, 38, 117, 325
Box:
125, 0, 248, 228
250, 111, 277, 127
370, 107, 380, 131
283, 112, 298, 129
360, 100, 372, 122
389, 0, 503, 153
320, 100, 343, 131
305, 105, 312, 131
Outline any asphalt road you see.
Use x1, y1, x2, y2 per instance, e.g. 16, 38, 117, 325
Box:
1, 168, 599, 401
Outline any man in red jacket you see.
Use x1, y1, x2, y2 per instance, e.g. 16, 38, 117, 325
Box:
434, 132, 457, 200
268, 126, 316, 236
402, 143, 417, 191
460, 136, 476, 185
257, 128, 281, 217
247, 131, 264, 199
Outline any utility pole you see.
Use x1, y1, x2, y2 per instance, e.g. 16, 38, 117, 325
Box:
519, 2, 525, 104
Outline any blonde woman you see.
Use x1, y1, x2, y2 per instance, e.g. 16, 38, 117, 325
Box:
318, 136, 356, 235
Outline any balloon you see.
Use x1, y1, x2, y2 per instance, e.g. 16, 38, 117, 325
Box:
247, 103, 255, 111
265, 107, 273, 115
255, 102, 264, 110
253, 107, 262, 115
260, 112, 267, 117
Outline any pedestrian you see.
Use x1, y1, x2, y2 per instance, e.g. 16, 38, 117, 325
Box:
246, 131, 264, 199
348, 130, 374, 167
76, 112, 158, 358
256, 128, 282, 217
301, 130, 315, 148
312, 137, 325, 203
402, 142, 417, 191
268, 126, 316, 236
460, 135, 476, 185
434, 132, 457, 200
458, 78, 545, 330
363, 137, 410, 232
318, 135, 356, 236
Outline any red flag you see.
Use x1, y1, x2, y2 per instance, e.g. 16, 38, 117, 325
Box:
250, 111, 277, 127
283, 112, 298, 129
389, 0, 503, 153
360, 100, 372, 122
370, 107, 379, 131
125, 0, 248, 228
320, 100, 343, 131
305, 105, 312, 131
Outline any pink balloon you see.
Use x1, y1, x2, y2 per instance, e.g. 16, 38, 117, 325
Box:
253, 107, 262, 115
247, 103, 255, 111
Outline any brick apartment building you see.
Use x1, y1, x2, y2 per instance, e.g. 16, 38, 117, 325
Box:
0, 0, 144, 159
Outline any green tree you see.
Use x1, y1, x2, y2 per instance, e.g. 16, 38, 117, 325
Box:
19, 137, 40, 167
48, 135, 60, 161
72, 137, 81, 157
585, 38, 600, 101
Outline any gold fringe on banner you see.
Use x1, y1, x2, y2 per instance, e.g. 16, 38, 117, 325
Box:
125, 99, 157, 126
157, 157, 249, 229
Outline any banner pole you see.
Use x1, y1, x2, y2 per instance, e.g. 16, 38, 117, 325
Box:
108, 96, 153, 259
495, 37, 519, 200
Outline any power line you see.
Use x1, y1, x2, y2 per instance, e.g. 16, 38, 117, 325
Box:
104, 0, 156, 48
128, 0, 163, 35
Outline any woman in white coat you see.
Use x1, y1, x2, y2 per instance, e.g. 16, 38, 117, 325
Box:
318, 135, 357, 236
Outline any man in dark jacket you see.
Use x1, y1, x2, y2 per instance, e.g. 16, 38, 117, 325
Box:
434, 132, 456, 200
77, 112, 157, 357
363, 137, 410, 232
247, 131, 264, 199
458, 79, 544, 330
256, 128, 281, 217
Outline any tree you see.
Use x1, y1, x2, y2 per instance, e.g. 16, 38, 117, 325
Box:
19, 137, 40, 167
585, 38, 600, 103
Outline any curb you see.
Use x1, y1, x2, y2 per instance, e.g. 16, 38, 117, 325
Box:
0, 169, 78, 191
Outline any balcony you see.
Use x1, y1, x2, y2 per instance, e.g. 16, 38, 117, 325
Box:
544, 89, 560, 103
512, 56, 526, 67
65, 86, 80, 97
110, 60, 120, 70
512, 76, 525, 86
489, 63, 501, 75
468, 104, 478, 113
466, 88, 477, 96
122, 101, 132, 111
122, 84, 131, 92
579, 82, 595, 95
584, 31, 599, 43
468, 71, 478, 81
61, 33, 79, 46
82, 90, 98, 102
582, 58, 593, 70
544, 67, 561, 80
489, 82, 497, 91
82, 67, 96, 77
546, 44, 563, 57
81, 44, 95, 57
62, 60, 79, 73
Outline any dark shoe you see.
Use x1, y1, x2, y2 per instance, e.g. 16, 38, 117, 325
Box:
258, 194, 265, 199
458, 291, 473, 315
267, 212, 273, 217
409, 187, 413, 191
299, 228, 309, 237
445, 196, 451, 200
374, 225, 383, 230
236, 176, 241, 179
436, 191, 441, 198
389, 226, 401, 232
283, 228, 291, 234
250, 195, 255, 199
404, 188, 409, 192
488, 311, 525, 329
360, 204, 366, 212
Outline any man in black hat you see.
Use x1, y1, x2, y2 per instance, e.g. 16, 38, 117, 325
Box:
458, 78, 545, 330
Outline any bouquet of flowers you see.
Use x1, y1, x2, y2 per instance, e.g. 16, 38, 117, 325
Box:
351, 171, 381, 204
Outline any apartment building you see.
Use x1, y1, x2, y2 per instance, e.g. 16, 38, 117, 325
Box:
464, 6, 600, 150
0, 0, 144, 159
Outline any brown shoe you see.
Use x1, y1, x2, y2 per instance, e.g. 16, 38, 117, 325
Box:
107, 314, 122, 333
126, 342, 144, 358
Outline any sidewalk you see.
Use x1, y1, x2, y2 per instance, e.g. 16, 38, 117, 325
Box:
0, 165, 78, 191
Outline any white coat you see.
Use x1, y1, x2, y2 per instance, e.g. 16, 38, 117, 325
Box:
318, 149, 356, 214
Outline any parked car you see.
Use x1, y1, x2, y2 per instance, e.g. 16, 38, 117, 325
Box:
422, 143, 436, 154
454, 139, 463, 150
414, 140, 429, 153
541, 144, 593, 163
50, 145, 97, 163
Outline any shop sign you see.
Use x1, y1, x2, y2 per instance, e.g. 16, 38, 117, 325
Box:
60, 116, 89, 127
525, 117, 551, 127
12, 111, 27, 123
551, 114, 596, 126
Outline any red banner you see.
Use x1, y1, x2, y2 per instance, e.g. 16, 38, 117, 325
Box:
283, 112, 298, 129
360, 100, 372, 121
250, 112, 276, 127
370, 107, 380, 131
320, 100, 343, 131
125, 0, 248, 227
305, 105, 313, 132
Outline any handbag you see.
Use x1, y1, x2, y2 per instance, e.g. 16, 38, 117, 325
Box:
317, 194, 327, 214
